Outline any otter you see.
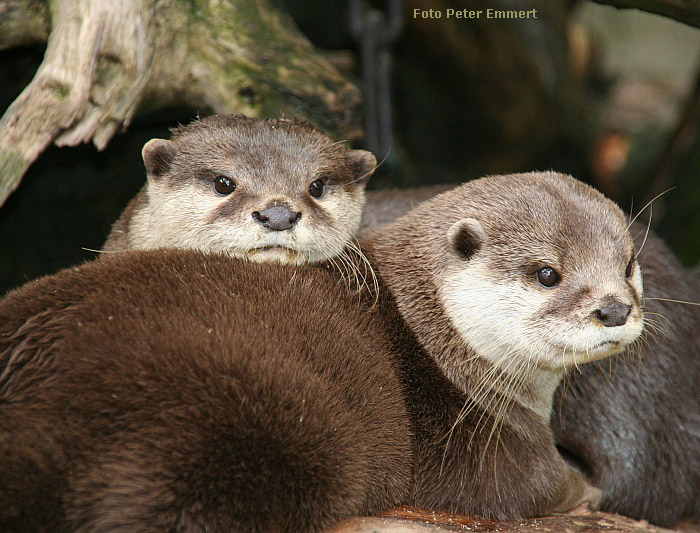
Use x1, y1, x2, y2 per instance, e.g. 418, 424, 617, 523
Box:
359, 171, 644, 517
0, 250, 411, 531
552, 229, 700, 526
103, 114, 376, 265
0, 172, 645, 528
363, 180, 700, 526
359, 184, 453, 234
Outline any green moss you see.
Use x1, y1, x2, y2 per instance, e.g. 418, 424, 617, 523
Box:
186, 0, 361, 141
0, 149, 29, 205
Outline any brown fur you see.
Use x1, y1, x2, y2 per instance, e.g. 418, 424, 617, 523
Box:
2, 172, 668, 528
103, 114, 375, 265
552, 228, 700, 526
363, 179, 700, 525
359, 172, 642, 518
360, 185, 453, 235
0, 250, 411, 531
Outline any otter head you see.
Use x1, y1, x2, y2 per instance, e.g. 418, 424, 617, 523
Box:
134, 114, 376, 264
437, 172, 644, 376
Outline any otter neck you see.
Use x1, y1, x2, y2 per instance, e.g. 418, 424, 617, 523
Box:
457, 353, 564, 423
366, 232, 565, 423
508, 364, 563, 420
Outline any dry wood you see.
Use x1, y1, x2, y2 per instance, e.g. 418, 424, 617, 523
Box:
0, 0, 49, 50
0, 0, 362, 208
331, 505, 680, 532
591, 0, 700, 29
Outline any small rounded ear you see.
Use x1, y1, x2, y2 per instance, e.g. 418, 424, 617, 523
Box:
142, 139, 177, 179
447, 218, 485, 260
347, 149, 377, 186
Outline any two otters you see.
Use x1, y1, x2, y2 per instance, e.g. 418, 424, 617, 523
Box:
0, 115, 691, 528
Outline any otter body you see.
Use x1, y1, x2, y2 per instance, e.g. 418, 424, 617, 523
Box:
359, 185, 453, 234
363, 180, 700, 525
361, 172, 644, 517
104, 114, 376, 264
552, 230, 700, 526
0, 250, 411, 531
1, 172, 649, 527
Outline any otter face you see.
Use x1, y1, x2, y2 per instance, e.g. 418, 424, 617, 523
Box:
438, 175, 644, 373
129, 116, 376, 265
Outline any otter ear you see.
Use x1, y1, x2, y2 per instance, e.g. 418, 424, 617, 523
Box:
448, 218, 485, 261
142, 139, 177, 179
347, 149, 377, 186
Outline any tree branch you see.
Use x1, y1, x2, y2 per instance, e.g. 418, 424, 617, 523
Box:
590, 0, 700, 29
0, 0, 49, 50
0, 0, 362, 208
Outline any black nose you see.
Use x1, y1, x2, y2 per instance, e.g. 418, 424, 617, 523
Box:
594, 302, 632, 327
252, 206, 301, 231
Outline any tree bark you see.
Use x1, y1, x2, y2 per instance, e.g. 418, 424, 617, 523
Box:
0, 0, 362, 208
0, 0, 50, 50
331, 505, 679, 532
591, 0, 700, 29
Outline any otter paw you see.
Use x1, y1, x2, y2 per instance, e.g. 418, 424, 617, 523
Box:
552, 470, 602, 513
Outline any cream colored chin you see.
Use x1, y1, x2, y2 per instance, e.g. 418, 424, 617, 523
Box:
549, 341, 627, 368
558, 325, 643, 367
243, 247, 305, 265
441, 262, 645, 375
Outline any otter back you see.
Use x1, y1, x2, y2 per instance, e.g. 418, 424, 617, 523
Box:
0, 250, 411, 531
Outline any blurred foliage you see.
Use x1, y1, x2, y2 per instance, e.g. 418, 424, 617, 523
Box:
655, 132, 700, 266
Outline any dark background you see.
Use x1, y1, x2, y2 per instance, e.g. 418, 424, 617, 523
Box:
2, 0, 700, 295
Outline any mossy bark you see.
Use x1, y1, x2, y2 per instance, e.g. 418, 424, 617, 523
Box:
591, 0, 700, 29
0, 0, 362, 208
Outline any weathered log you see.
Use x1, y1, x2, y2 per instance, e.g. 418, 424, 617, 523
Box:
330, 505, 679, 532
0, 0, 49, 50
0, 0, 362, 208
591, 0, 700, 29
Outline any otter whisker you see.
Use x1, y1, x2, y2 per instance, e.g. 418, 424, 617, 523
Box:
642, 317, 671, 342
627, 187, 675, 231
347, 149, 391, 185
442, 347, 520, 471
446, 359, 504, 437
467, 352, 525, 457
644, 296, 700, 307
634, 203, 653, 259
325, 251, 350, 289
344, 238, 380, 302
484, 359, 531, 455
341, 249, 372, 300
334, 248, 359, 292
625, 336, 646, 369
83, 246, 118, 254
319, 139, 349, 152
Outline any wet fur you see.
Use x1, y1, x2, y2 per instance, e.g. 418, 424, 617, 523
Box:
363, 181, 700, 525
0, 250, 411, 531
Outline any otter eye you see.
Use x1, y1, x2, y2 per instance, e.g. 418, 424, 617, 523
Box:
537, 267, 560, 288
625, 256, 635, 278
308, 178, 326, 198
214, 175, 236, 195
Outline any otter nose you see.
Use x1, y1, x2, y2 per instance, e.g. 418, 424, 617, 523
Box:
594, 302, 632, 327
252, 206, 301, 231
